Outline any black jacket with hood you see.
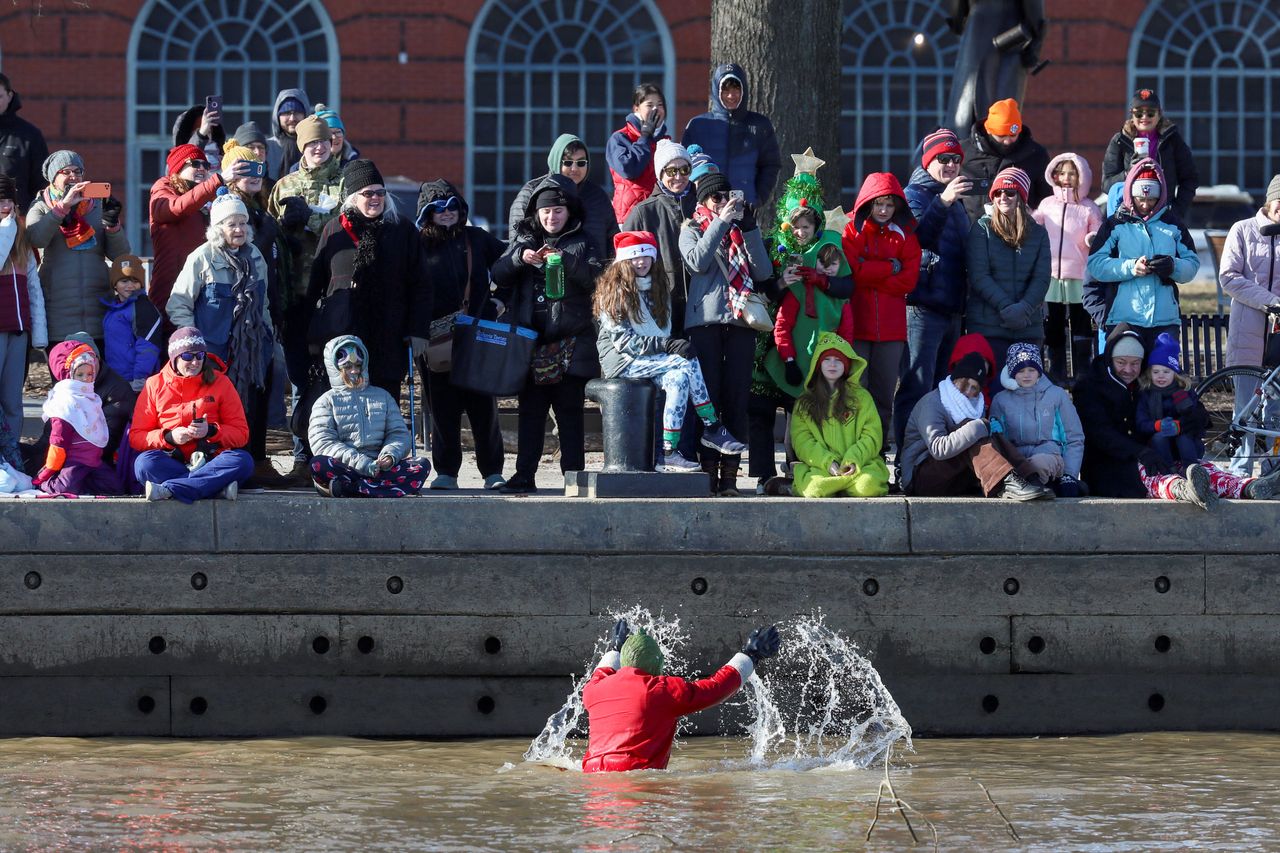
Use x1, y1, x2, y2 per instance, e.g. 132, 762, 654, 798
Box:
0, 89, 50, 210
171, 105, 227, 166
680, 63, 782, 206
1101, 118, 1199, 224
958, 122, 1052, 223
415, 179, 507, 321
266, 88, 311, 181
508, 133, 617, 261
491, 175, 602, 379
1072, 325, 1153, 498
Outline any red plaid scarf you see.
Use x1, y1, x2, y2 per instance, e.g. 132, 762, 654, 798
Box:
693, 204, 753, 318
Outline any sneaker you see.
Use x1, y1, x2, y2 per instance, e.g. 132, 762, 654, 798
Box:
756, 477, 768, 496
1172, 463, 1215, 510
700, 423, 747, 455
430, 474, 459, 490
483, 474, 507, 490
221, 481, 238, 501
499, 473, 538, 494
187, 451, 207, 473
144, 481, 171, 501
1000, 470, 1054, 501
1244, 467, 1280, 500
659, 451, 701, 472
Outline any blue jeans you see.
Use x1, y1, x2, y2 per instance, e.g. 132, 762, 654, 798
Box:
1148, 433, 1201, 467
134, 449, 254, 503
893, 307, 960, 449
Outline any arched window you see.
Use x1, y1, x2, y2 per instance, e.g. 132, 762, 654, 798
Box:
127, 0, 339, 252
840, 0, 958, 200
1131, 0, 1280, 198
466, 0, 675, 232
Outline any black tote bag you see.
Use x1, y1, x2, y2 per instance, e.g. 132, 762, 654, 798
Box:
449, 313, 538, 397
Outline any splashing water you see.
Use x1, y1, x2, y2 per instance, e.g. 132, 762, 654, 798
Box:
523, 606, 690, 767
523, 609, 910, 772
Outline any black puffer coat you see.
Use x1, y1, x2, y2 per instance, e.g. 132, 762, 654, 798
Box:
1072, 326, 1149, 498
490, 175, 602, 379
959, 122, 1051, 223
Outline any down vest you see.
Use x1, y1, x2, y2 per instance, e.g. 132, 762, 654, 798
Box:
307, 335, 411, 473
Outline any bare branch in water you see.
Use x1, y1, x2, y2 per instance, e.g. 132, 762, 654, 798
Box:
865, 747, 939, 850
974, 778, 1021, 842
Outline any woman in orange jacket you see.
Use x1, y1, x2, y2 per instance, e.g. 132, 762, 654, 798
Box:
129, 326, 253, 502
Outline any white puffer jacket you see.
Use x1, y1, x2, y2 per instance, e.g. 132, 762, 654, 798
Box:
307, 334, 410, 474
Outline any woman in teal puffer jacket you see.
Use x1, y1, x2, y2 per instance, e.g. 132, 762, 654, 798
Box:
307, 334, 426, 497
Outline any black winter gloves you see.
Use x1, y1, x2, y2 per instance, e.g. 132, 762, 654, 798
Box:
784, 359, 804, 387
664, 338, 695, 360
743, 625, 780, 664
280, 196, 310, 230
100, 196, 122, 229
738, 202, 757, 232
1147, 254, 1175, 278
610, 618, 630, 652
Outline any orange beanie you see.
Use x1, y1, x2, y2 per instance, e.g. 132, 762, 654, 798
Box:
984, 99, 1023, 137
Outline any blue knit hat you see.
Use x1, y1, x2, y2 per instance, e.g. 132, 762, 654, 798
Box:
315, 103, 344, 131
687, 144, 718, 183
1149, 332, 1182, 372
1006, 342, 1044, 377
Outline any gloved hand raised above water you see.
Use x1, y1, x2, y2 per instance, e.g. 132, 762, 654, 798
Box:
610, 618, 630, 652
743, 625, 780, 663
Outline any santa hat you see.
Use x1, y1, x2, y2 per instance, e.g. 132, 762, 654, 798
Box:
613, 231, 659, 262
921, 128, 963, 169
989, 167, 1031, 203
166, 143, 205, 176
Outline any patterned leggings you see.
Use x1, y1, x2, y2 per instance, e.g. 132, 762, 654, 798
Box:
1139, 460, 1254, 500
309, 456, 429, 498
619, 354, 714, 432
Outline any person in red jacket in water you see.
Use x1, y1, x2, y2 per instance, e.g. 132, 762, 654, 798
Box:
582, 619, 781, 773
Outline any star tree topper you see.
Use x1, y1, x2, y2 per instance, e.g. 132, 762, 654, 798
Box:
824, 207, 850, 234
791, 147, 826, 177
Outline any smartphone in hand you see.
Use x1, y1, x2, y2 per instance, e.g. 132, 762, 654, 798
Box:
243, 161, 267, 179
82, 182, 112, 199
205, 94, 222, 116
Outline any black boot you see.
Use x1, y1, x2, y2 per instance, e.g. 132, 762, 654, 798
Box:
717, 456, 741, 497
1071, 337, 1095, 381
700, 456, 720, 496
1046, 343, 1068, 384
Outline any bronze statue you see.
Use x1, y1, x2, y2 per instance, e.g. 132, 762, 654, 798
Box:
946, 0, 1048, 132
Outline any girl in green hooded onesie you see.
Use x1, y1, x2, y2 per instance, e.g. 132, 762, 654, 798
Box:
789, 331, 890, 498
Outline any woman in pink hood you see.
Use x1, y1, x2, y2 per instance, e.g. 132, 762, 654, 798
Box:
1032, 153, 1103, 381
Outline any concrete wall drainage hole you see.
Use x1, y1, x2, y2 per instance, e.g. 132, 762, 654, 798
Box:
1027, 636, 1046, 654
1154, 576, 1171, 593
357, 636, 376, 654
690, 577, 708, 595
1154, 635, 1172, 653
476, 696, 496, 714
982, 695, 999, 713
312, 636, 330, 654
148, 636, 167, 654
137, 696, 156, 714
309, 696, 327, 715
1148, 693, 1165, 712
189, 697, 208, 715
484, 636, 502, 654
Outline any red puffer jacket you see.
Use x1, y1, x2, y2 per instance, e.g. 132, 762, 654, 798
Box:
842, 172, 921, 342
581, 651, 753, 773
148, 172, 223, 316
128, 355, 249, 460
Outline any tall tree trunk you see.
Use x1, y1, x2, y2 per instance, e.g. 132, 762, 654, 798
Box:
710, 0, 843, 215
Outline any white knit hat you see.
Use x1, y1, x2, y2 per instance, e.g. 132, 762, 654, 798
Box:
209, 190, 248, 225
653, 139, 690, 177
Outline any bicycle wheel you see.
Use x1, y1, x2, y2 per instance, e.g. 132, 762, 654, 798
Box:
1194, 366, 1270, 469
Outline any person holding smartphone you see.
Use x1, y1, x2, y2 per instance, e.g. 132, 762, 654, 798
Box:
25, 150, 131, 345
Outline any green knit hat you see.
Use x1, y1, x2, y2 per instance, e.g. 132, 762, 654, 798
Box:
620, 631, 665, 675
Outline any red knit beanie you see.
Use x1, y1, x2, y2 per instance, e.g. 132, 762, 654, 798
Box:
166, 144, 205, 176
921, 129, 963, 169
814, 347, 851, 374
988, 167, 1031, 203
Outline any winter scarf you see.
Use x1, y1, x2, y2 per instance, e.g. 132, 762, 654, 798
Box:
222, 243, 267, 401
693, 204, 752, 319
340, 208, 385, 343
939, 375, 985, 423
46, 186, 97, 251
42, 379, 109, 448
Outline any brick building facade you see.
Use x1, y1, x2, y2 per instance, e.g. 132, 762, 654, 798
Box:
1, 0, 1275, 250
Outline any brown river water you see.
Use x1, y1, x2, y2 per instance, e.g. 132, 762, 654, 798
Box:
1, 732, 1276, 850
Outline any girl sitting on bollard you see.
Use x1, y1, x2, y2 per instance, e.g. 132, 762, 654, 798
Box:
595, 230, 746, 472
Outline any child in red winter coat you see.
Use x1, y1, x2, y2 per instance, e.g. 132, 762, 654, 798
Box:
842, 173, 921, 445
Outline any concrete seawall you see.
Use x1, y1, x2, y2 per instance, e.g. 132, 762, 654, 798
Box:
0, 496, 1276, 737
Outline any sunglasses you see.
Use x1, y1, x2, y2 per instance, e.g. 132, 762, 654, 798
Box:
356, 188, 387, 199
933, 154, 962, 166
561, 159, 589, 169
662, 164, 692, 177
707, 191, 730, 204
185, 160, 211, 171
178, 351, 206, 362
1132, 109, 1159, 119
993, 188, 1020, 199
337, 348, 363, 367
423, 196, 461, 213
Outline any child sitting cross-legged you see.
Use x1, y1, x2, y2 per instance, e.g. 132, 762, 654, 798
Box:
32, 341, 124, 495
989, 342, 1086, 497
595, 231, 746, 471
788, 331, 889, 497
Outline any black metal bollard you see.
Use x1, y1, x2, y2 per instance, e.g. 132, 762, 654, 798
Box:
586, 378, 657, 472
